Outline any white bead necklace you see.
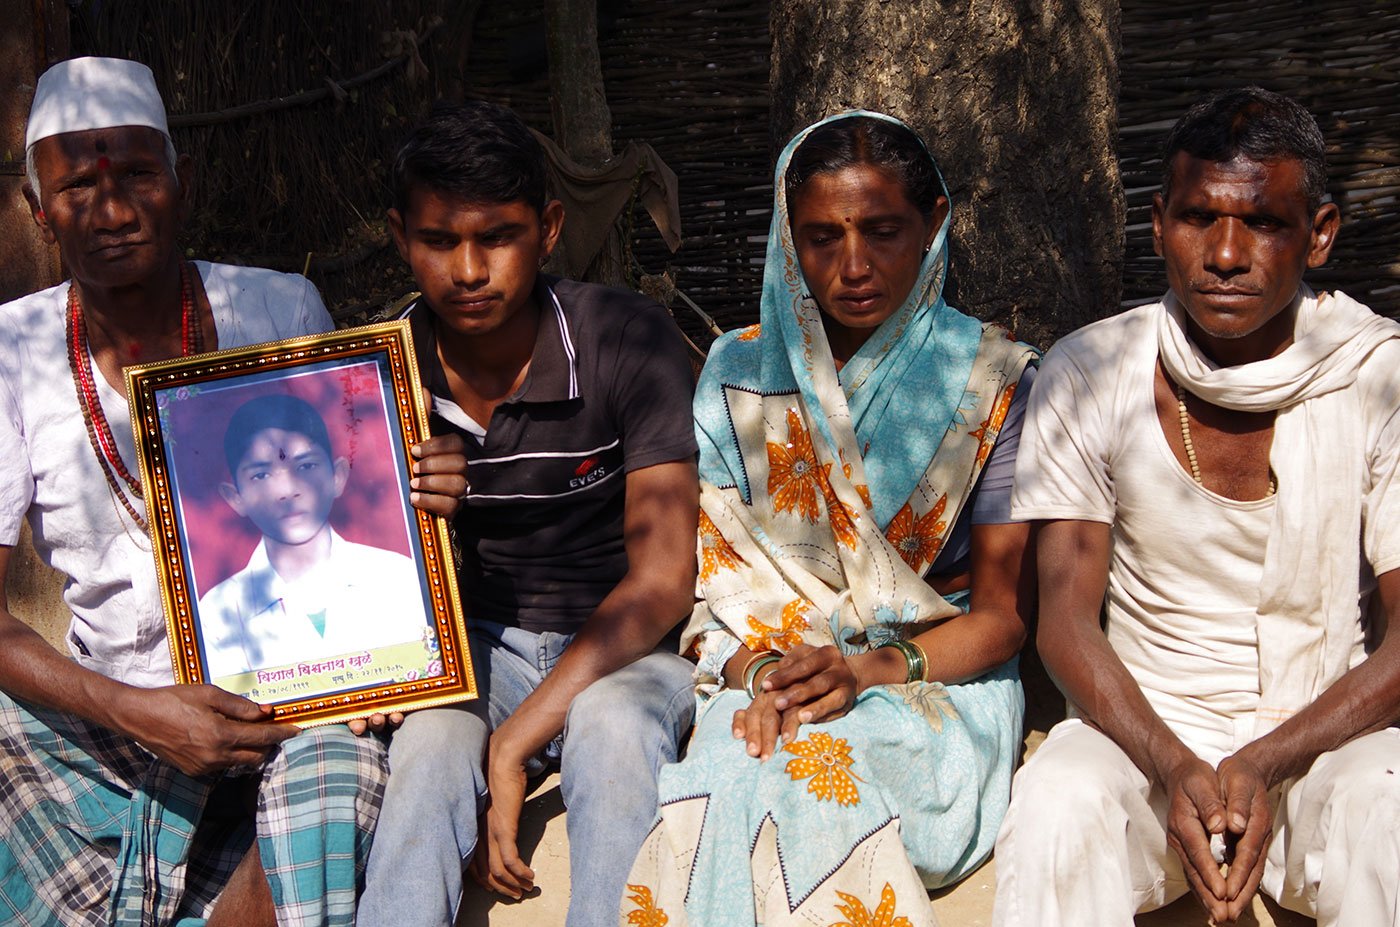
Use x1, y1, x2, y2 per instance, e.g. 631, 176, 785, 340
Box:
1175, 383, 1276, 496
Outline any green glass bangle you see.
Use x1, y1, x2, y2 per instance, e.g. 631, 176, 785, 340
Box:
743, 654, 782, 699
879, 640, 924, 684
907, 639, 929, 683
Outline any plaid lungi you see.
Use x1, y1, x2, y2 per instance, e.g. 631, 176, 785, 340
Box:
0, 693, 386, 927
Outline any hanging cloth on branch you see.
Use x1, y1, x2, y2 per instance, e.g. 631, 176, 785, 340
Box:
531, 130, 682, 278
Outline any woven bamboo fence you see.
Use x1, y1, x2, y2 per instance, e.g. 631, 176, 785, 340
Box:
1119, 0, 1400, 314
68, 1, 448, 319
68, 1, 1400, 335
69, 0, 771, 342
456, 0, 771, 343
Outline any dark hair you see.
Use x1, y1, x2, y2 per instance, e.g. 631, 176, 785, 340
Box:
224, 394, 334, 478
1161, 86, 1328, 211
392, 100, 547, 214
785, 115, 943, 219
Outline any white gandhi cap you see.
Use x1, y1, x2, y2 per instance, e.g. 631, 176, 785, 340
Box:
26, 56, 170, 151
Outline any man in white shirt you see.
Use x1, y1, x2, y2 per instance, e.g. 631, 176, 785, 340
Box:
0, 57, 464, 927
993, 87, 1400, 927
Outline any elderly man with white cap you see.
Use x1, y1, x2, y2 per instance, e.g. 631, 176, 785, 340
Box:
0, 57, 412, 927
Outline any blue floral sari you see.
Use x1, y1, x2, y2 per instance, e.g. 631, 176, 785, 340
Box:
623, 112, 1036, 927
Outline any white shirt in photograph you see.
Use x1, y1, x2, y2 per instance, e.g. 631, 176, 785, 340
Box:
198, 530, 429, 679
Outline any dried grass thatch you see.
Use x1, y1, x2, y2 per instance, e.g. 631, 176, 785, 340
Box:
455, 0, 770, 346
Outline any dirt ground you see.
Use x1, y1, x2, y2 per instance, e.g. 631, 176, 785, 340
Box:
456, 763, 1313, 927
458, 659, 1316, 927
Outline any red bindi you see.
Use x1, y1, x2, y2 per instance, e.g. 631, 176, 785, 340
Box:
96, 156, 111, 171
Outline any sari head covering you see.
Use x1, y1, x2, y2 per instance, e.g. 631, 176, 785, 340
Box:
623, 114, 1036, 923
688, 110, 1037, 690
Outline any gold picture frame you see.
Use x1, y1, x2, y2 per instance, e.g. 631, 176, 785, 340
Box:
126, 320, 474, 727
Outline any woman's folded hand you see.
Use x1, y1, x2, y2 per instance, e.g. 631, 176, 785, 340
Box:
766, 644, 859, 739
731, 688, 789, 762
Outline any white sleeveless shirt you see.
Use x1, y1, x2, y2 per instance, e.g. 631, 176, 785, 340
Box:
1012, 305, 1386, 763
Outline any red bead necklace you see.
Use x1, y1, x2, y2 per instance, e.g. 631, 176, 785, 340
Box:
66, 262, 203, 531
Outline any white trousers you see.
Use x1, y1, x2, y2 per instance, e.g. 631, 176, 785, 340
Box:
992, 719, 1400, 927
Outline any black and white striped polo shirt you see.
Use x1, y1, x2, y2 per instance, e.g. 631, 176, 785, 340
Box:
409, 275, 697, 634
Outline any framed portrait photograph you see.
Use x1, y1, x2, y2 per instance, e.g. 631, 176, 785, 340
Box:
125, 320, 474, 727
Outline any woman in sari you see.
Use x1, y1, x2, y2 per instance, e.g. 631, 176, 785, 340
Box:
622, 112, 1038, 927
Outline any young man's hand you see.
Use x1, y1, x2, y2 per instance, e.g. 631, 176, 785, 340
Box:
409, 433, 469, 517
469, 730, 537, 899
116, 684, 299, 777
347, 712, 404, 736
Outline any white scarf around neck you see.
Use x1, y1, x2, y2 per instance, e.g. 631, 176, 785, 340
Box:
1156, 286, 1400, 735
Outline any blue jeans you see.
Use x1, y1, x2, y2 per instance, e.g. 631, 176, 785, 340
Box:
357, 620, 694, 927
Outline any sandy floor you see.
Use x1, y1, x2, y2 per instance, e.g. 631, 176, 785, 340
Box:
458, 658, 1316, 927
456, 771, 1313, 927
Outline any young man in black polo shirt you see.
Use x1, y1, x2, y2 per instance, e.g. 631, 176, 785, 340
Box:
357, 102, 699, 927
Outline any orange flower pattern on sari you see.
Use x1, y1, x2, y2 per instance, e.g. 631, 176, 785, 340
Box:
624, 885, 669, 927
884, 495, 948, 571
968, 382, 1017, 466
698, 510, 743, 581
736, 323, 762, 341
767, 408, 823, 522
816, 461, 857, 550
828, 884, 914, 927
784, 731, 863, 806
743, 598, 810, 652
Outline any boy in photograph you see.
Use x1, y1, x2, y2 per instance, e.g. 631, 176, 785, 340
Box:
199, 393, 429, 680
355, 101, 699, 927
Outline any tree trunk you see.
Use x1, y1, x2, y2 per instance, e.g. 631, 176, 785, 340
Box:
545, 0, 625, 285
770, 0, 1123, 346
546, 0, 613, 166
